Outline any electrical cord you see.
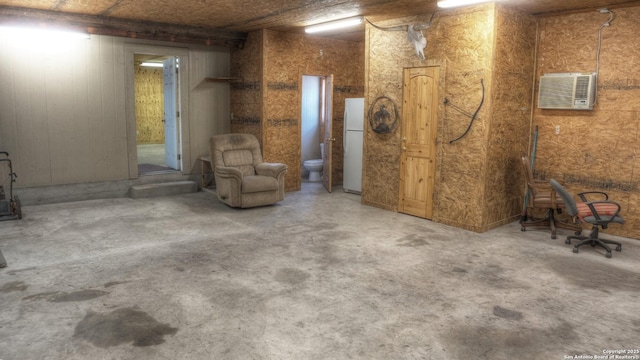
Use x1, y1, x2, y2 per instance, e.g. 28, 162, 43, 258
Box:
594, 9, 616, 105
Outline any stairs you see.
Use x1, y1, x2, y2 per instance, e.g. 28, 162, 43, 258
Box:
130, 181, 198, 199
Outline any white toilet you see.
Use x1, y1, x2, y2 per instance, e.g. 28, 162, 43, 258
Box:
303, 143, 324, 182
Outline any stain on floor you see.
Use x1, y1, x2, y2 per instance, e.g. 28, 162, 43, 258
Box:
396, 234, 430, 247
493, 305, 523, 320
74, 307, 178, 348
546, 255, 640, 291
275, 268, 310, 286
22, 290, 108, 302
1, 281, 28, 292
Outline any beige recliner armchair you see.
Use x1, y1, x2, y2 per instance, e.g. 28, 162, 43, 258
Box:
209, 133, 287, 208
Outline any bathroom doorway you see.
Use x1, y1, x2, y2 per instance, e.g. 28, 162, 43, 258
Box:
134, 54, 182, 174
301, 75, 323, 181
301, 74, 333, 190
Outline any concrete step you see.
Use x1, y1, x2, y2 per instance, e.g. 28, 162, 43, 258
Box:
130, 181, 198, 199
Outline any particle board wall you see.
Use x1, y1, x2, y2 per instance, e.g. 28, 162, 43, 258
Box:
482, 6, 537, 231
0, 34, 231, 189
364, 4, 536, 232
263, 30, 364, 192
231, 29, 364, 192
134, 66, 164, 144
230, 30, 263, 146
534, 6, 640, 239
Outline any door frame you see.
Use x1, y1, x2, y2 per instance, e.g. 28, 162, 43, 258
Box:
299, 72, 334, 192
124, 43, 190, 178
398, 63, 446, 219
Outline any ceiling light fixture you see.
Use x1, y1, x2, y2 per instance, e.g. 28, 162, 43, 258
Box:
140, 62, 164, 68
305, 16, 364, 34
437, 0, 496, 8
0, 26, 90, 40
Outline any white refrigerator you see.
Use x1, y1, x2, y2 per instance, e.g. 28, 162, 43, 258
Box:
343, 98, 364, 194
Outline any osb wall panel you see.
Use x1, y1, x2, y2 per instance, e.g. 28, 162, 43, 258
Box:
134, 66, 164, 144
481, 5, 537, 231
230, 30, 263, 146
364, 5, 496, 231
534, 7, 640, 239
263, 30, 364, 192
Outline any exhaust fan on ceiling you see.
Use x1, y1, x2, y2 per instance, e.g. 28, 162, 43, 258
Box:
538, 72, 597, 110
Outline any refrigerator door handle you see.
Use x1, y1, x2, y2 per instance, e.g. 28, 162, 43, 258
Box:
343, 110, 348, 151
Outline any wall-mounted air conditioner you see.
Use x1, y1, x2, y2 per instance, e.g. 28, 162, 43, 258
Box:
538, 72, 597, 110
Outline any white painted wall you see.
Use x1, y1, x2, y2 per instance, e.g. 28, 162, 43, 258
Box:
0, 33, 230, 188
301, 75, 321, 178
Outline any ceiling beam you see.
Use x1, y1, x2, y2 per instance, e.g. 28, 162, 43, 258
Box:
0, 5, 247, 48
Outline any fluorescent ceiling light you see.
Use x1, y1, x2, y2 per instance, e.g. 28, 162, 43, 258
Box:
0, 26, 89, 40
140, 62, 164, 67
437, 0, 496, 8
305, 16, 364, 34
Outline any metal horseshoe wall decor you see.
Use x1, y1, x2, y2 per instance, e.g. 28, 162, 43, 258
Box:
368, 96, 399, 134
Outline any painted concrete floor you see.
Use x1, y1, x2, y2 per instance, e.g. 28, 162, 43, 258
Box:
1, 182, 639, 360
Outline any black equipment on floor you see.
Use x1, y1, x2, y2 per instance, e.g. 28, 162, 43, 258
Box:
1, 151, 22, 221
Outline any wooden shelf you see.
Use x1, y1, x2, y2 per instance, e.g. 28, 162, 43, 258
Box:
204, 77, 242, 83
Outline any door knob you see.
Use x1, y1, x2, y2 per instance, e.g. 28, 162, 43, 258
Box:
402, 136, 407, 142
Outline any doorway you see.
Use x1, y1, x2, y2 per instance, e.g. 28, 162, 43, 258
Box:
134, 54, 182, 174
398, 66, 439, 219
300, 74, 333, 192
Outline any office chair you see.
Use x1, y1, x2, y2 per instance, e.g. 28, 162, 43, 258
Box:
520, 156, 580, 238
550, 179, 623, 258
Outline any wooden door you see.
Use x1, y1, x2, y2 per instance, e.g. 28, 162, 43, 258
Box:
322, 75, 334, 192
399, 67, 439, 219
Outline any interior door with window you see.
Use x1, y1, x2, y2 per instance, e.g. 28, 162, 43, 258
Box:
322, 75, 334, 193
163, 57, 180, 170
399, 67, 439, 219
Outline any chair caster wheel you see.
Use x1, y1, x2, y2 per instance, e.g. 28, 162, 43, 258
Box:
606, 252, 612, 258
521, 227, 525, 232
573, 247, 579, 253
551, 235, 557, 239
616, 245, 622, 252
565, 239, 571, 245
575, 231, 582, 235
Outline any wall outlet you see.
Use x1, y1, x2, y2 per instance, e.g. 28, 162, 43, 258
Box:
555, 125, 560, 135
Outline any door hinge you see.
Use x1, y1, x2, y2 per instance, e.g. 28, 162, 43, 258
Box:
176, 111, 180, 118
177, 154, 181, 161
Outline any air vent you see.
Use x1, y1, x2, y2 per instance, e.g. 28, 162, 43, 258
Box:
538, 72, 597, 110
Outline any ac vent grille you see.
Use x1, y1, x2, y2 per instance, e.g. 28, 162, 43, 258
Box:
538, 72, 596, 110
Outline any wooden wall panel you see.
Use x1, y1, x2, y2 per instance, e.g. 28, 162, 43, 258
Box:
365, 5, 496, 230
134, 67, 164, 144
482, 5, 537, 231
260, 30, 364, 192
364, 4, 536, 232
534, 6, 640, 238
230, 31, 263, 148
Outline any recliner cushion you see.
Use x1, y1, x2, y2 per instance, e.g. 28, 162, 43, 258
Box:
242, 175, 279, 194
222, 149, 255, 176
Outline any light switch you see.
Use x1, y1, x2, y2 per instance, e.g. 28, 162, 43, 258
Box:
555, 125, 560, 135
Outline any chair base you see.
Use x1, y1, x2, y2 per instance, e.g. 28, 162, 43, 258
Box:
565, 227, 622, 258
520, 208, 582, 239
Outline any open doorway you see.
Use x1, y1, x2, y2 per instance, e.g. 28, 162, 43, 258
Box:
300, 74, 333, 192
133, 54, 182, 174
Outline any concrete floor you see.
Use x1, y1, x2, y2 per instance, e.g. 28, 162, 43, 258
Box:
137, 143, 166, 166
1, 182, 639, 360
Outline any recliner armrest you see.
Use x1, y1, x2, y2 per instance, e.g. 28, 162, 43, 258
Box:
255, 162, 287, 178
214, 166, 243, 181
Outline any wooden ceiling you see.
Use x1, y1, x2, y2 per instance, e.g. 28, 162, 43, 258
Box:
0, 0, 638, 46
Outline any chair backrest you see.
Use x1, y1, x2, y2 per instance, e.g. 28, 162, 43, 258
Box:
210, 134, 263, 176
550, 179, 578, 217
